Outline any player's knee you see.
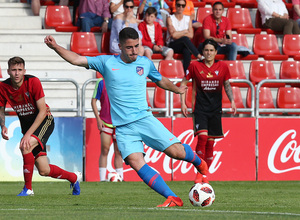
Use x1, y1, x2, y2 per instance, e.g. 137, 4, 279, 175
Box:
38, 169, 50, 176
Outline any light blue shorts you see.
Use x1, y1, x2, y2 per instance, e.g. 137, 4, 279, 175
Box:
115, 115, 180, 160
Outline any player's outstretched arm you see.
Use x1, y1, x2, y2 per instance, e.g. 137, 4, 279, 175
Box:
156, 76, 188, 95
44, 35, 88, 68
0, 106, 9, 140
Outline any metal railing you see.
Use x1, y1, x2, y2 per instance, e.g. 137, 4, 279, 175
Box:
256, 79, 300, 116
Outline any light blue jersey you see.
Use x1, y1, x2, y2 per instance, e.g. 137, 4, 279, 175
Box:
87, 55, 162, 126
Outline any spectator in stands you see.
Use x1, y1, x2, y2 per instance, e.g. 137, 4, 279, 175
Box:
91, 78, 124, 182
110, 0, 144, 55
110, 0, 124, 17
138, 7, 174, 60
138, 0, 171, 27
27, 0, 40, 16
292, 0, 300, 27
197, 1, 237, 60
77, 0, 112, 32
166, 0, 202, 72
172, 0, 202, 29
258, 0, 300, 34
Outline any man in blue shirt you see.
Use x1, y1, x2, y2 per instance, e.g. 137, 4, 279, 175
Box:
44, 27, 208, 207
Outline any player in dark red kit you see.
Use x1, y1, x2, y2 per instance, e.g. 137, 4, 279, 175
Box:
0, 57, 81, 196
180, 39, 236, 183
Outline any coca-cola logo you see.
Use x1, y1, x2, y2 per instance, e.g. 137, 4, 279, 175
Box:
107, 129, 230, 175
268, 129, 300, 174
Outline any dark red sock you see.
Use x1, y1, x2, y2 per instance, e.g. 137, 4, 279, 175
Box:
205, 139, 215, 168
196, 134, 208, 159
48, 164, 77, 183
23, 153, 35, 190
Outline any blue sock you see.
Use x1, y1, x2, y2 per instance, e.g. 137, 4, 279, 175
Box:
182, 143, 202, 166
137, 164, 176, 198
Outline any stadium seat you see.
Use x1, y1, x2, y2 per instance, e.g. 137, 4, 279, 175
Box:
201, 0, 235, 7
70, 32, 101, 56
222, 86, 245, 110
185, 82, 193, 109
226, 8, 261, 34
253, 34, 288, 60
230, 0, 258, 8
249, 61, 284, 87
44, 6, 80, 32
282, 35, 300, 60
231, 34, 259, 60
277, 87, 300, 110
158, 60, 185, 79
100, 32, 113, 54
196, 7, 212, 24
153, 86, 167, 109
146, 89, 152, 107
223, 60, 248, 87
279, 61, 300, 87
255, 10, 282, 34
41, 0, 56, 5
246, 86, 275, 109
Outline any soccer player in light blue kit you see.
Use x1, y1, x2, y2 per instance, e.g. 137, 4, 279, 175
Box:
44, 27, 208, 207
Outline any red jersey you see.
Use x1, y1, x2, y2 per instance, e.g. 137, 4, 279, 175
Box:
0, 75, 49, 133
186, 60, 231, 112
203, 14, 232, 39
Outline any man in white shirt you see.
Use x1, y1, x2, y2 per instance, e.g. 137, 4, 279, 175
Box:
258, 0, 300, 34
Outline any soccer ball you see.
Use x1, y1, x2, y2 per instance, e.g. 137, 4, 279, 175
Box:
189, 183, 215, 207
107, 172, 122, 182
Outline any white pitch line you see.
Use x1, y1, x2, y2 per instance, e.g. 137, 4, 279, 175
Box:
145, 207, 300, 217
0, 208, 35, 211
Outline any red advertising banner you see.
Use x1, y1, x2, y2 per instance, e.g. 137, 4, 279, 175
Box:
172, 117, 256, 181
85, 118, 172, 182
258, 118, 300, 181
85, 117, 256, 182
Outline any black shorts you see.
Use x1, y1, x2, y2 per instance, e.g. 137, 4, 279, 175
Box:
193, 110, 224, 138
31, 115, 54, 158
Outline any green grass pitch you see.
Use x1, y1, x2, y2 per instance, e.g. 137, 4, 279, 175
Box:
0, 181, 300, 220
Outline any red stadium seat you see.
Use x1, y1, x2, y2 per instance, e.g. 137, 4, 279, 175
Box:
153, 86, 167, 108
280, 61, 300, 87
222, 86, 245, 110
223, 60, 248, 87
231, 34, 258, 60
226, 8, 261, 34
253, 34, 288, 60
158, 60, 185, 79
277, 87, 300, 110
70, 32, 101, 56
282, 35, 300, 59
44, 6, 80, 32
185, 83, 193, 109
100, 32, 113, 54
196, 7, 212, 24
246, 86, 275, 109
230, 0, 258, 8
249, 61, 283, 87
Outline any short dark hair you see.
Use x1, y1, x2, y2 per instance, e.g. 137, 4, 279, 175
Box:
145, 7, 157, 17
213, 1, 224, 9
202, 38, 218, 51
123, 0, 134, 6
8, 56, 25, 68
175, 0, 186, 4
119, 27, 139, 45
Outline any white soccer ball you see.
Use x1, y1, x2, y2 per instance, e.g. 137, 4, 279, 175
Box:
107, 172, 122, 182
189, 183, 215, 207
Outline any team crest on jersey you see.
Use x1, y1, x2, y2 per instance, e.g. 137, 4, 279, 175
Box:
215, 70, 219, 76
136, 66, 144, 76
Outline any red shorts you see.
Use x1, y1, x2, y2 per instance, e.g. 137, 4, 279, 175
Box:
101, 124, 116, 140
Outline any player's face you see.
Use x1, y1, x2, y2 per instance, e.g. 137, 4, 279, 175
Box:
7, 63, 26, 88
202, 44, 217, 62
145, 13, 156, 25
213, 4, 224, 20
119, 38, 139, 63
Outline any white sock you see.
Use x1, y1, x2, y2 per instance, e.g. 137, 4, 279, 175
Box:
115, 168, 123, 179
99, 167, 107, 181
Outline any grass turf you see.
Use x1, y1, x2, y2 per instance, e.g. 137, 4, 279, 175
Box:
0, 181, 300, 220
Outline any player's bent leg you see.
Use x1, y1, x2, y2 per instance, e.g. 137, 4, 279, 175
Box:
126, 153, 182, 207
